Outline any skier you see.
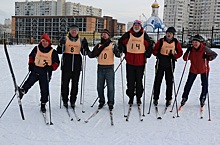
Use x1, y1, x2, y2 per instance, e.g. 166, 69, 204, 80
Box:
18, 33, 60, 113
152, 27, 183, 107
56, 24, 89, 108
180, 34, 217, 107
87, 29, 121, 110
118, 20, 153, 105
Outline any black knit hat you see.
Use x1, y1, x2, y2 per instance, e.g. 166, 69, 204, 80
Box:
102, 29, 110, 36
166, 27, 176, 35
192, 34, 202, 42
69, 24, 79, 31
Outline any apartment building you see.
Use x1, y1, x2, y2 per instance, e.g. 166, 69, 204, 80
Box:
163, 0, 220, 31
15, 0, 102, 17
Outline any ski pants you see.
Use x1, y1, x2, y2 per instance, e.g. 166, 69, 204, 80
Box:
61, 70, 81, 105
126, 63, 145, 100
22, 72, 49, 103
153, 64, 174, 101
182, 72, 209, 102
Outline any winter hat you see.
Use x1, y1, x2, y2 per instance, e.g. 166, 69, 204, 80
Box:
192, 34, 202, 42
102, 29, 110, 36
40, 33, 51, 44
133, 20, 142, 27
166, 27, 176, 35
69, 24, 79, 31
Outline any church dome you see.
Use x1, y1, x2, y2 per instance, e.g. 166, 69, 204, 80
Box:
152, 0, 159, 8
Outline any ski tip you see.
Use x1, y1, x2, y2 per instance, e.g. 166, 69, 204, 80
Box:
84, 120, 88, 123
82, 111, 85, 113
170, 110, 173, 112
140, 119, 143, 121
125, 119, 128, 122
157, 117, 162, 120
71, 118, 74, 121
77, 119, 81, 121
200, 117, 203, 119
173, 116, 175, 118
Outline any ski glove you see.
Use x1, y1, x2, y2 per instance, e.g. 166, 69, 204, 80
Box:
59, 36, 66, 45
203, 53, 210, 60
44, 65, 53, 72
28, 63, 35, 71
82, 38, 89, 52
186, 47, 192, 53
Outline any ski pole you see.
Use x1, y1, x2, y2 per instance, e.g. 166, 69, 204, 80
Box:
170, 52, 189, 112
59, 43, 65, 109
82, 52, 87, 113
142, 62, 146, 116
170, 52, 179, 118
204, 54, 211, 121
147, 59, 159, 114
120, 56, 126, 117
47, 72, 53, 125
0, 71, 30, 119
90, 57, 125, 107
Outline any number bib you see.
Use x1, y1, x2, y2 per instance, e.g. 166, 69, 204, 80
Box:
127, 33, 145, 54
98, 43, 114, 65
34, 47, 53, 67
160, 41, 175, 55
64, 36, 81, 54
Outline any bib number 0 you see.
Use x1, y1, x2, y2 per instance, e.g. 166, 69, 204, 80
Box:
101, 53, 107, 59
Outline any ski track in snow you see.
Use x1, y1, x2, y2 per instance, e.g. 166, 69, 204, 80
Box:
0, 44, 220, 145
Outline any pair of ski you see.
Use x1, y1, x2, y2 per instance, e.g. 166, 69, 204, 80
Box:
84, 108, 114, 126
65, 107, 81, 121
154, 105, 170, 120
178, 105, 204, 119
125, 104, 143, 122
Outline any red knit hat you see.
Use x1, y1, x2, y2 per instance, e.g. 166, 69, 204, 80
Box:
40, 33, 51, 45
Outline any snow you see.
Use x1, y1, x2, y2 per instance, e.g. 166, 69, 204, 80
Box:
0, 44, 220, 145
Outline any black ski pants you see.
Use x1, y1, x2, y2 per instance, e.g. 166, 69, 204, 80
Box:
22, 72, 49, 103
153, 65, 174, 101
61, 70, 81, 105
126, 63, 145, 100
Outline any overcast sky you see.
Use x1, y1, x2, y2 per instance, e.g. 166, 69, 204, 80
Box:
0, 0, 164, 24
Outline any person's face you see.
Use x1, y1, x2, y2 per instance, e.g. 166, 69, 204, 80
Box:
192, 40, 201, 49
166, 32, 174, 39
41, 39, 49, 48
102, 32, 109, 39
69, 28, 78, 37
133, 24, 141, 31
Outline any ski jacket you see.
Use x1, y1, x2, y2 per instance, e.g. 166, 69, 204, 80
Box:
87, 38, 121, 69
153, 37, 183, 68
183, 43, 217, 74
28, 43, 60, 75
56, 34, 87, 72
118, 27, 153, 66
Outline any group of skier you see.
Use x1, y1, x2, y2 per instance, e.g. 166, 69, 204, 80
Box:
17, 20, 217, 117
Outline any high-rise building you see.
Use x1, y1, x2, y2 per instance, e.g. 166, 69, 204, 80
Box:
15, 0, 102, 17
163, 0, 220, 31
163, 0, 190, 32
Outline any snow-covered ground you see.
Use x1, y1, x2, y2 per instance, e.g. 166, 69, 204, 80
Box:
0, 44, 220, 145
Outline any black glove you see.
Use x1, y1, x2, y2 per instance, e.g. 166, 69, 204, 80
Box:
186, 47, 192, 53
145, 51, 152, 58
203, 53, 210, 60
103, 39, 111, 47
82, 37, 89, 52
28, 63, 35, 71
59, 36, 66, 45
169, 53, 175, 59
44, 65, 53, 72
